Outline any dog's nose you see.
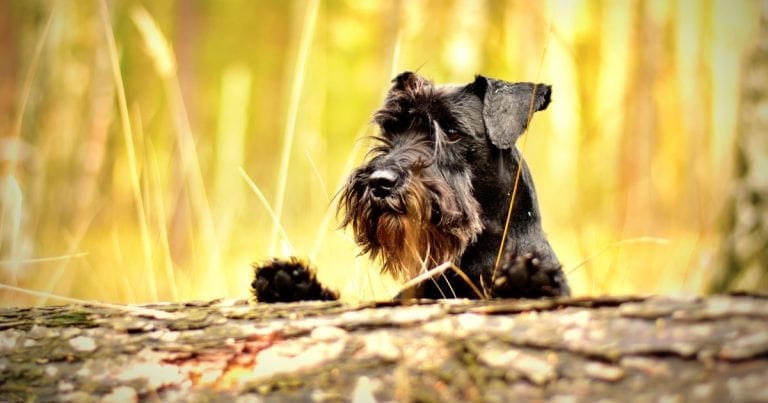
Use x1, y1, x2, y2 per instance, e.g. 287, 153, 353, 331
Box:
368, 169, 398, 197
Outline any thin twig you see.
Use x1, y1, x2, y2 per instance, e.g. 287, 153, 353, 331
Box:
395, 261, 485, 300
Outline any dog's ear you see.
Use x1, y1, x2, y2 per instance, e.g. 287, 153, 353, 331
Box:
392, 71, 416, 90
391, 71, 431, 92
468, 75, 551, 149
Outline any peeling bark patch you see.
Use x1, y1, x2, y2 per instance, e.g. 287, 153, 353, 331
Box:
68, 336, 97, 352
582, 361, 624, 382
478, 347, 558, 385
719, 331, 768, 360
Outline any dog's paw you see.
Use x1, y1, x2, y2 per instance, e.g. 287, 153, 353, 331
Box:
490, 252, 570, 299
251, 258, 339, 303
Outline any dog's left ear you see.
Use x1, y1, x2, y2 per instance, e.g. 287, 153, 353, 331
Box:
467, 75, 552, 149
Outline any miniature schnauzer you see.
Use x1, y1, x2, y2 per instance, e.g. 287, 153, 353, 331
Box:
252, 72, 570, 302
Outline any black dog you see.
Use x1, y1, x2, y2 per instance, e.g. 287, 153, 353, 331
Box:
252, 72, 569, 302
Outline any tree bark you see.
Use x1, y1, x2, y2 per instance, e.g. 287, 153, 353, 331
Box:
1, 295, 767, 402
711, 1, 768, 292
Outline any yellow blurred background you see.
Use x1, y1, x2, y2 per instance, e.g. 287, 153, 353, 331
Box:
0, 0, 764, 306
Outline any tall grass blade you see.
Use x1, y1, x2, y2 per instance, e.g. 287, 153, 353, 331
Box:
99, 0, 156, 300
0, 282, 175, 319
493, 26, 553, 279
12, 4, 54, 141
132, 4, 223, 297
239, 167, 295, 255
269, 0, 321, 256
0, 252, 88, 266
0, 175, 23, 282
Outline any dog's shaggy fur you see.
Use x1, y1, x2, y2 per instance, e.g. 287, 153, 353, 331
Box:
253, 72, 569, 301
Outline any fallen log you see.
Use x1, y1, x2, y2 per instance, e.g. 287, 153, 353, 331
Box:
1, 295, 767, 401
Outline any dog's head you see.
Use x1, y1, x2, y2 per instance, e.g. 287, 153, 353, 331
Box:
339, 71, 552, 279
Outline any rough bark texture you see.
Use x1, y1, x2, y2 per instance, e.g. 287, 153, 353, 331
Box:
712, 0, 768, 292
1, 295, 768, 402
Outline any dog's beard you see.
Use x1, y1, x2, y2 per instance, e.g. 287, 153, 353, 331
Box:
340, 171, 483, 281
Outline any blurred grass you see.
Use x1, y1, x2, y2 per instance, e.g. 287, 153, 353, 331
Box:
0, 0, 763, 306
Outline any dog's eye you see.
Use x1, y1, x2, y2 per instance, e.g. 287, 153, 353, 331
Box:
444, 127, 461, 142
